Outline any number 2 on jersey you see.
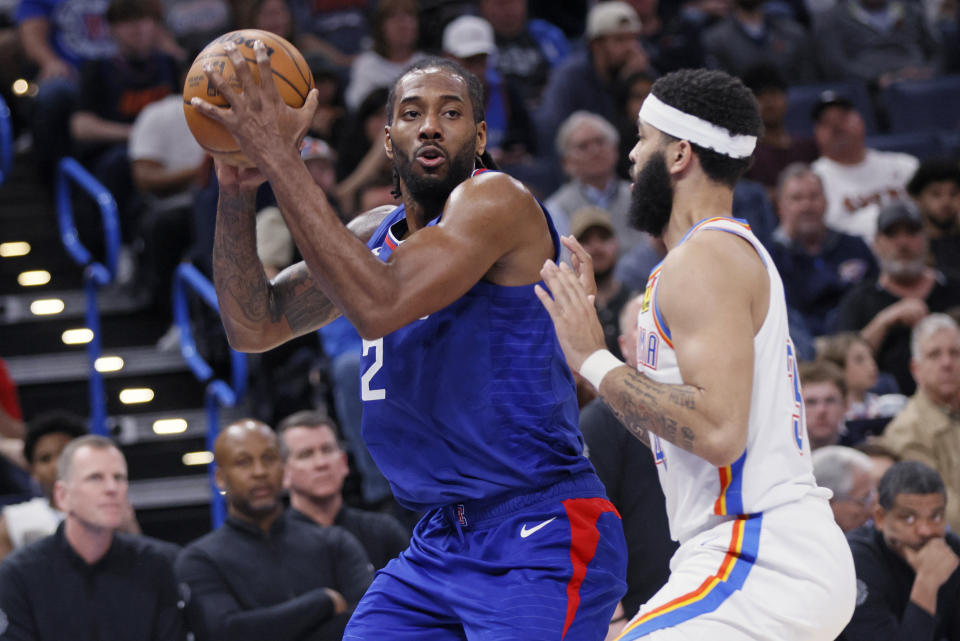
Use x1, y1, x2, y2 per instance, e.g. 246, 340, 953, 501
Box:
361, 338, 386, 401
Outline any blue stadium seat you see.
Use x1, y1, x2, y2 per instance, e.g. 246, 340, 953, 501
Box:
864, 131, 944, 160
785, 81, 877, 138
880, 75, 960, 134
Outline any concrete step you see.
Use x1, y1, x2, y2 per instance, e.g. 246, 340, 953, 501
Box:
5, 345, 189, 385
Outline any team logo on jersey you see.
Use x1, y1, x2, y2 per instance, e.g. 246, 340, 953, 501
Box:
641, 282, 653, 313
652, 434, 667, 470
637, 327, 660, 371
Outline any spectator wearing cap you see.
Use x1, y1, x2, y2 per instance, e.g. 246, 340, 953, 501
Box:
811, 90, 919, 242
835, 201, 960, 394
880, 314, 960, 533
770, 162, 878, 336
742, 63, 819, 194
478, 0, 570, 115
906, 159, 960, 279
812, 0, 942, 88
441, 15, 537, 168
702, 0, 817, 85
570, 207, 634, 360
538, 1, 647, 161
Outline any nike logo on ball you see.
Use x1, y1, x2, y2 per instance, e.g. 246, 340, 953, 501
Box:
520, 517, 557, 538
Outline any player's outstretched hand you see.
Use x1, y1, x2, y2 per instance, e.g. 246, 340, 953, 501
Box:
191, 39, 318, 169
561, 234, 597, 300
535, 259, 607, 372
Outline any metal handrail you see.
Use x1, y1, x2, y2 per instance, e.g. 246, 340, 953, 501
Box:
55, 157, 121, 435
0, 95, 11, 184
172, 262, 248, 528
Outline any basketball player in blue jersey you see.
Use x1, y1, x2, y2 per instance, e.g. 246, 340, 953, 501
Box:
537, 69, 856, 640
192, 45, 626, 641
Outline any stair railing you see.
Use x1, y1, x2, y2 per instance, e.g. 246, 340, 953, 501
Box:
55, 157, 120, 435
0, 95, 11, 184
172, 262, 247, 528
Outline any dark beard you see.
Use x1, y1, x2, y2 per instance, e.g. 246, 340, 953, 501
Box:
628, 151, 674, 236
394, 142, 476, 221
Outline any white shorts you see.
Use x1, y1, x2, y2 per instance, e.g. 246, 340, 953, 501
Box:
616, 493, 855, 641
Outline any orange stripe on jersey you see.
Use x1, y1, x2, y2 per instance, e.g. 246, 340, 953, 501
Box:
714, 465, 732, 515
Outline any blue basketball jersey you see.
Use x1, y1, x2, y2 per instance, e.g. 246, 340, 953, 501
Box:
359, 183, 593, 512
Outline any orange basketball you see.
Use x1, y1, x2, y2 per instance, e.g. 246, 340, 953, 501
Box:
183, 29, 314, 167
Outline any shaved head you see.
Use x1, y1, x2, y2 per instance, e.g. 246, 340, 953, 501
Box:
214, 419, 276, 465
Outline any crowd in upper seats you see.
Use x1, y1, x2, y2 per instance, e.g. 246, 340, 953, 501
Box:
1, 0, 960, 639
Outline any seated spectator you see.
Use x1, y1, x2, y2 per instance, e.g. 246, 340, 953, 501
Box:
812, 445, 876, 532
906, 158, 960, 279
810, 91, 919, 242
479, 0, 570, 114
841, 460, 960, 641
614, 70, 655, 181
799, 359, 851, 449
0, 411, 88, 560
770, 162, 878, 336
0, 435, 185, 640
441, 15, 537, 168
335, 87, 390, 189
344, 0, 427, 111
127, 64, 205, 322
545, 110, 643, 250
614, 231, 666, 293
703, 0, 817, 84
569, 207, 635, 360
835, 201, 960, 394
880, 314, 960, 533
160, 0, 230, 56
856, 439, 899, 488
291, 0, 368, 70
639, 0, 716, 74
538, 2, 646, 160
741, 64, 819, 194
70, 0, 180, 247
277, 411, 409, 570
579, 293, 676, 634
817, 331, 906, 421
16, 0, 116, 182
176, 419, 373, 641
813, 0, 941, 89
303, 52, 347, 149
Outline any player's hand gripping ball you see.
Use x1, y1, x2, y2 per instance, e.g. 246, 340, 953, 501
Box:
183, 29, 314, 167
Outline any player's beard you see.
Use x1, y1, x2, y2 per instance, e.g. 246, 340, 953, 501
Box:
628, 150, 674, 237
394, 140, 476, 221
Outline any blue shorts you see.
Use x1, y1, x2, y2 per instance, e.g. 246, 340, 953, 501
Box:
343, 473, 627, 641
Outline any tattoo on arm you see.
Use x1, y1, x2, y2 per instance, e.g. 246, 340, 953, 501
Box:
603, 369, 698, 453
269, 263, 339, 332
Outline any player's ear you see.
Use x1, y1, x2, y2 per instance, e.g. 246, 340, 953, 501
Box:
475, 121, 486, 157
384, 126, 394, 160
668, 139, 693, 175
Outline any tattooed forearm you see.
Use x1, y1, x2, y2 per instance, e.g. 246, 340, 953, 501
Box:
269, 263, 340, 332
602, 368, 698, 454
213, 190, 272, 325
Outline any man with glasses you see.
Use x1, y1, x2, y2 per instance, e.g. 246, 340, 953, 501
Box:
842, 460, 960, 641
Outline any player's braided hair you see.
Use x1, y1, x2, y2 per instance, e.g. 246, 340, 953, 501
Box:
650, 68, 763, 188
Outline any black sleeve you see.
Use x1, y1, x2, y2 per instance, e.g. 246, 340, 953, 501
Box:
0, 560, 38, 641
77, 60, 105, 116
842, 545, 938, 641
151, 552, 188, 641
330, 527, 375, 605
833, 287, 871, 333
175, 547, 334, 641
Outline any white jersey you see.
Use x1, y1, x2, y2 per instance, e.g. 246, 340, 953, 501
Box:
812, 149, 919, 243
635, 217, 823, 544
2, 497, 62, 548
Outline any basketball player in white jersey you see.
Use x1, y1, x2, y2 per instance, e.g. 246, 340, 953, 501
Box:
536, 68, 856, 640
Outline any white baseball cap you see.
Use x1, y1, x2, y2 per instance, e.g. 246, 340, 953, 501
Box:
586, 1, 642, 40
442, 15, 496, 59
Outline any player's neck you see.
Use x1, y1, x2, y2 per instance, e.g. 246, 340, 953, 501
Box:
290, 491, 342, 527
401, 195, 442, 234
663, 176, 735, 250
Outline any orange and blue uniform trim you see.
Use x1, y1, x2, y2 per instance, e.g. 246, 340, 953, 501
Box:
615, 513, 763, 640
714, 451, 747, 515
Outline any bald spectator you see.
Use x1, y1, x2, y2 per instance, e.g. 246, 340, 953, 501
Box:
0, 411, 88, 560
810, 91, 918, 242
175, 419, 373, 641
277, 411, 409, 571
881, 314, 960, 533
812, 445, 877, 532
0, 435, 184, 641
835, 201, 960, 394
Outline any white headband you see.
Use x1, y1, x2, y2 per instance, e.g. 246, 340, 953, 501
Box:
638, 94, 757, 159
